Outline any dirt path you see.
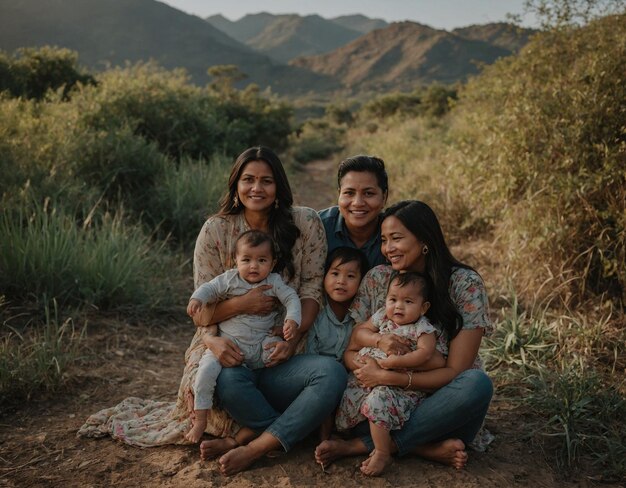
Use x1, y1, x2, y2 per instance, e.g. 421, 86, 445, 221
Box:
0, 160, 612, 487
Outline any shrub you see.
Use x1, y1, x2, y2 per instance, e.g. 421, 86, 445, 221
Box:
0, 46, 95, 100
449, 14, 626, 303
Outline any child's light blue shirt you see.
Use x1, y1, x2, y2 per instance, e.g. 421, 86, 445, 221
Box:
306, 302, 354, 361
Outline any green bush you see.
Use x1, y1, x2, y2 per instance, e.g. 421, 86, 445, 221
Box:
0, 46, 95, 100
288, 119, 345, 164
449, 14, 626, 303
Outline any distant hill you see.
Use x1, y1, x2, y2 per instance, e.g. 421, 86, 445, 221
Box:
290, 21, 520, 90
206, 12, 363, 63
0, 0, 338, 94
453, 22, 537, 52
330, 14, 388, 34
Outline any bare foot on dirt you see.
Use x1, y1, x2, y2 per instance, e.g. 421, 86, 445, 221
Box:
184, 419, 207, 443
314, 438, 368, 467
413, 439, 468, 469
200, 437, 238, 460
218, 445, 263, 476
360, 449, 393, 476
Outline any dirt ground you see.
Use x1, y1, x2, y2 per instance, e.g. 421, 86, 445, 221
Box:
0, 159, 618, 487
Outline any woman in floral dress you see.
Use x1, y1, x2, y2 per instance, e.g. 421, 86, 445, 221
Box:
315, 200, 494, 471
78, 147, 347, 476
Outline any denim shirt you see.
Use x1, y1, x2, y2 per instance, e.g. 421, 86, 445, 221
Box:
318, 206, 387, 271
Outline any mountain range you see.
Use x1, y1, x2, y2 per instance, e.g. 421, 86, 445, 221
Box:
0, 0, 536, 95
206, 12, 387, 63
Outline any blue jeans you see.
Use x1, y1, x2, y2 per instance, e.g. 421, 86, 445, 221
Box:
216, 354, 347, 451
354, 369, 493, 456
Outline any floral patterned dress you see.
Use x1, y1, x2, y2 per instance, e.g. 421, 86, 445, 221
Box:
336, 309, 437, 431
77, 207, 326, 446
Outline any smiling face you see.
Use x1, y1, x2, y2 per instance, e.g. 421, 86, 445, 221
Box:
337, 171, 387, 236
323, 258, 362, 305
385, 279, 430, 326
381, 216, 427, 272
237, 160, 277, 213
235, 240, 275, 284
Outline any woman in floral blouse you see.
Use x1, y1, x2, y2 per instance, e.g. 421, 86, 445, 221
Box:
192, 146, 346, 475
315, 200, 494, 472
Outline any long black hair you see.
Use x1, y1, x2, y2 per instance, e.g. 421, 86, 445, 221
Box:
382, 200, 474, 338
218, 146, 300, 279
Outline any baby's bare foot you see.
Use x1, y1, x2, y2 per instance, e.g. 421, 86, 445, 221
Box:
200, 437, 238, 460
185, 422, 206, 444
360, 449, 393, 476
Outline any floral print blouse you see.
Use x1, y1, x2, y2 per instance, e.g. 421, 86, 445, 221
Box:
350, 265, 492, 369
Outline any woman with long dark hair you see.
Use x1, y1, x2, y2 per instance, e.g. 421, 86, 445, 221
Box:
189, 146, 346, 474
315, 200, 493, 471
78, 147, 346, 475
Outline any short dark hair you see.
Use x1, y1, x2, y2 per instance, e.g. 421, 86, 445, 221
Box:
389, 271, 431, 302
235, 230, 275, 258
325, 246, 368, 278
337, 155, 388, 194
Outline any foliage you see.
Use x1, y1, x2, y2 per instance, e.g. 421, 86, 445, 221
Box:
483, 289, 626, 480
520, 0, 626, 27
0, 299, 84, 403
0, 200, 173, 310
360, 84, 457, 120
0, 46, 95, 100
449, 14, 626, 303
288, 114, 347, 165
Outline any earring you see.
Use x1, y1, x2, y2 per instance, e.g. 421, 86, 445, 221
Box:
233, 194, 239, 207
274, 199, 279, 209
422, 245, 429, 255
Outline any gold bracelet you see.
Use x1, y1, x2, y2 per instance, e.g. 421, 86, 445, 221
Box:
404, 371, 413, 390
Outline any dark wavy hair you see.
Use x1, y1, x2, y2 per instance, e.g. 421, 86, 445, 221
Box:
218, 146, 300, 279
337, 155, 389, 196
382, 200, 475, 338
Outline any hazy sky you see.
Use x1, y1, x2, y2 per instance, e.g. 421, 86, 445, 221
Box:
159, 0, 538, 30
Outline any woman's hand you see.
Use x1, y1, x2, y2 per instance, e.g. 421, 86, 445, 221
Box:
238, 285, 278, 315
202, 334, 244, 367
353, 356, 386, 388
263, 340, 295, 368
377, 334, 412, 356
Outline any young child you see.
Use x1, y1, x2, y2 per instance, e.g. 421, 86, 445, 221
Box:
336, 272, 445, 476
185, 229, 301, 443
306, 246, 368, 361
305, 246, 368, 443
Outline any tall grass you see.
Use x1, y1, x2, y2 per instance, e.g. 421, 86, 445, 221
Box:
147, 155, 230, 244
0, 200, 174, 310
482, 290, 626, 480
0, 299, 85, 403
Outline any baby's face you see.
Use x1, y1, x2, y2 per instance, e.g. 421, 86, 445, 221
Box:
324, 258, 362, 305
235, 241, 275, 283
385, 280, 429, 325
